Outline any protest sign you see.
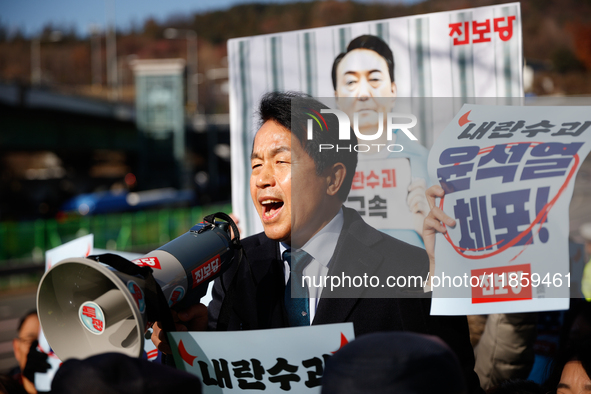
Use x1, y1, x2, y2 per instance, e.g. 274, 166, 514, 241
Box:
347, 157, 413, 230
228, 3, 523, 237
169, 323, 355, 393
428, 104, 591, 314
45, 233, 93, 271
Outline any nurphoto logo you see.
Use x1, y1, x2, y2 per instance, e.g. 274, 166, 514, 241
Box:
306, 108, 419, 153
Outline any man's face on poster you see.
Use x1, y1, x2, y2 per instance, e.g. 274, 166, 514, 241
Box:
334, 48, 396, 130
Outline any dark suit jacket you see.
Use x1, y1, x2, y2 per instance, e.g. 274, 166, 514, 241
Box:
208, 207, 482, 392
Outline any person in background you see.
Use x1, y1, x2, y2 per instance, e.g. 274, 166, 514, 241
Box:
473, 313, 537, 390
48, 353, 201, 394
579, 223, 591, 261
321, 332, 467, 394
579, 223, 591, 300
544, 340, 591, 394
8, 310, 40, 394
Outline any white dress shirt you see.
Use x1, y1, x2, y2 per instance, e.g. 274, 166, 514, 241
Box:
281, 207, 344, 324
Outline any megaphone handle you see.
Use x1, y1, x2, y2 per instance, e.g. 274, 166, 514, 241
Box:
202, 211, 248, 295
203, 212, 242, 249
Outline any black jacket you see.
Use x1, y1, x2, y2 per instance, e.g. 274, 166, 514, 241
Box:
209, 206, 482, 392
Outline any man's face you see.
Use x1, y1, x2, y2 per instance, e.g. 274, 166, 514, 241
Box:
335, 48, 396, 130
13, 314, 40, 371
250, 120, 330, 246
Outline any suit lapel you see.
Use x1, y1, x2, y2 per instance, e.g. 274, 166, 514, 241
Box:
245, 234, 281, 286
313, 207, 384, 325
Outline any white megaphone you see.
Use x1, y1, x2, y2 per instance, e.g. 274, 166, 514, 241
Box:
37, 213, 239, 362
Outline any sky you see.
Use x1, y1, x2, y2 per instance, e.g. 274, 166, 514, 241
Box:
0, 0, 312, 37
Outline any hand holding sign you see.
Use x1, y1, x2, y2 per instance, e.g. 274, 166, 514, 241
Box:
152, 303, 209, 354
423, 185, 456, 279
407, 178, 430, 237
427, 104, 591, 315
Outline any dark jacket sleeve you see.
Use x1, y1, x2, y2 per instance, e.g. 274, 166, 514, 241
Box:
207, 273, 225, 331
207, 232, 285, 331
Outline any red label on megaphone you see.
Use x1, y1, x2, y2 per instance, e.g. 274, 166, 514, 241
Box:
79, 301, 106, 335
132, 257, 162, 270
191, 255, 220, 288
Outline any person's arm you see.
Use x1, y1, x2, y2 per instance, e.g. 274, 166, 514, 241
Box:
407, 178, 429, 238
423, 185, 456, 278
152, 212, 241, 353
474, 312, 537, 390
422, 185, 485, 393
151, 304, 208, 354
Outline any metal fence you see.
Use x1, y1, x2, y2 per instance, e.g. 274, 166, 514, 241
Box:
0, 203, 232, 265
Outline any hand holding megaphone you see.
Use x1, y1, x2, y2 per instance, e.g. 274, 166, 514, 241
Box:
151, 303, 208, 354
151, 212, 244, 354
37, 213, 241, 362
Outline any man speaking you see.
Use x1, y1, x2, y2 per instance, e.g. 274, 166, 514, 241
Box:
154, 91, 481, 392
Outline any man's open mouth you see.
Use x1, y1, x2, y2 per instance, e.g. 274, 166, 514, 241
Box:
261, 199, 284, 218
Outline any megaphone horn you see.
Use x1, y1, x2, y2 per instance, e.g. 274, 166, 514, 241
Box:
37, 213, 240, 361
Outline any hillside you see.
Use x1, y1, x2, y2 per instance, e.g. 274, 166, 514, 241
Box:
1, 0, 590, 104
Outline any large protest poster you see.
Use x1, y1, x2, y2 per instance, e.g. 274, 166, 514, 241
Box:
428, 104, 591, 315
228, 3, 523, 237
169, 323, 355, 393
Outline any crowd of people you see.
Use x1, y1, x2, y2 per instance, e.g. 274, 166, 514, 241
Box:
2, 304, 591, 393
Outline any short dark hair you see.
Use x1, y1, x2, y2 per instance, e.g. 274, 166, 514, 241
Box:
257, 91, 357, 201
331, 34, 395, 90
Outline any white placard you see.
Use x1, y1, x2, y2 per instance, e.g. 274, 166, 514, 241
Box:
347, 157, 413, 230
169, 323, 355, 393
45, 233, 93, 271
428, 104, 591, 315
228, 3, 523, 238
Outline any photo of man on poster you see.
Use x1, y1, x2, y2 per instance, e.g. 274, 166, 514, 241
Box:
332, 34, 431, 248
